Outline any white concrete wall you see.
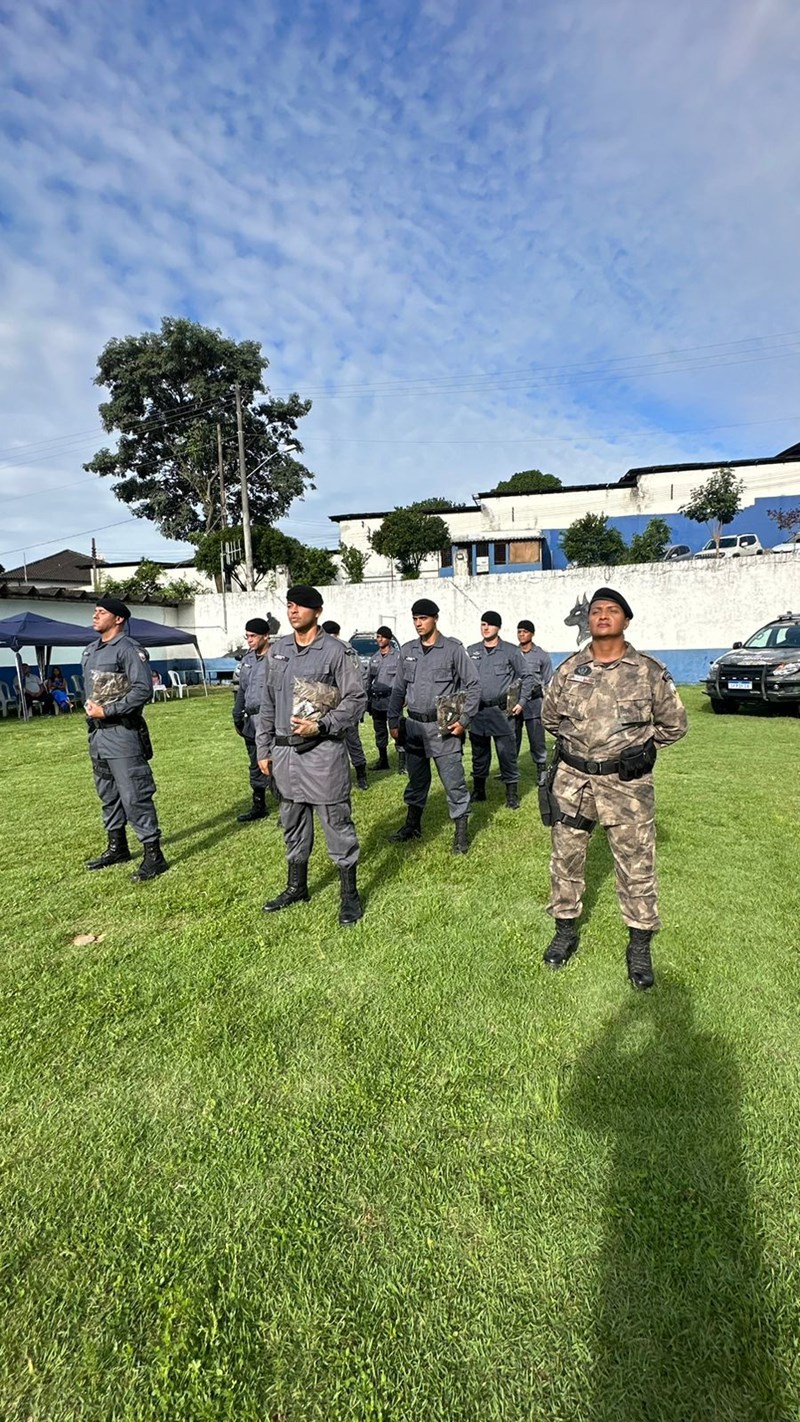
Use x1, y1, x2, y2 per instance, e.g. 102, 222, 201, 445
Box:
185, 555, 800, 682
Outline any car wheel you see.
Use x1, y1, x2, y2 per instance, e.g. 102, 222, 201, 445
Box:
710, 699, 737, 715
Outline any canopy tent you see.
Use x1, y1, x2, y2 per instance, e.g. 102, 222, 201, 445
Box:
0, 610, 206, 720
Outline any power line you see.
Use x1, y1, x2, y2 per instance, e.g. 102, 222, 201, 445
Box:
0, 396, 234, 470
0, 517, 139, 561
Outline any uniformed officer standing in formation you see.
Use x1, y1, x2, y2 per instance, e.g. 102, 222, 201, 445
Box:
467, 611, 536, 811
257, 587, 367, 926
82, 595, 168, 881
366, 626, 403, 772
387, 598, 480, 854
540, 587, 688, 989
321, 621, 369, 791
232, 617, 272, 822
515, 619, 553, 783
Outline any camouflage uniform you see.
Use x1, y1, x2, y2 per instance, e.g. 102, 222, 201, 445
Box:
541, 644, 687, 930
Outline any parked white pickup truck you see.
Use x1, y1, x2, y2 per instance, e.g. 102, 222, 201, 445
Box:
693, 533, 764, 559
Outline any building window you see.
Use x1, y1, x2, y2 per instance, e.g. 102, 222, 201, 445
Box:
440, 545, 453, 569
493, 542, 507, 565
475, 541, 489, 558
509, 539, 541, 564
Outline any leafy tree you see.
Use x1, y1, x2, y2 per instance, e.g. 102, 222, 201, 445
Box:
408, 497, 460, 512
339, 545, 370, 583
678, 465, 744, 556
370, 506, 451, 578
489, 469, 563, 495
622, 517, 673, 564
84, 317, 315, 542
559, 513, 626, 567
194, 524, 336, 590
767, 505, 800, 533
99, 559, 203, 603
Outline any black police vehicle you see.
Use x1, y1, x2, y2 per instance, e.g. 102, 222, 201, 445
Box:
705, 611, 800, 714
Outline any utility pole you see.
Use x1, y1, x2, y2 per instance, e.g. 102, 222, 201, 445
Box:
91, 538, 98, 592
235, 384, 254, 591
216, 422, 227, 531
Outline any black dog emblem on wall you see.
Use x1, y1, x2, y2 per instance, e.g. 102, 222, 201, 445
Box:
564, 594, 590, 645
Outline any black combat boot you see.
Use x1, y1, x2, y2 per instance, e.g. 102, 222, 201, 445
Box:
372, 749, 390, 771
130, 839, 169, 882
237, 789, 267, 822
397, 749, 407, 775
543, 918, 580, 968
626, 928, 655, 990
505, 782, 520, 810
338, 865, 364, 926
452, 814, 469, 855
263, 861, 310, 912
389, 805, 423, 842
86, 828, 131, 870
356, 766, 369, 791
469, 777, 487, 804
536, 761, 549, 786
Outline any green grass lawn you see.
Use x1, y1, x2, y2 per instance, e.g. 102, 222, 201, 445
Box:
1, 687, 799, 1421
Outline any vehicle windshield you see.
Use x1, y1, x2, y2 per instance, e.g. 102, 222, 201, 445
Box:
349, 636, 379, 656
704, 536, 737, 550
744, 623, 800, 649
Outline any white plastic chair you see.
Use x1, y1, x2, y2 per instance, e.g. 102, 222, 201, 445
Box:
70, 675, 85, 706
151, 680, 170, 702
168, 670, 188, 699
0, 683, 20, 717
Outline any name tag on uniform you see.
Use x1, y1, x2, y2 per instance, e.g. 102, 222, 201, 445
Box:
571, 663, 593, 683
273, 654, 289, 662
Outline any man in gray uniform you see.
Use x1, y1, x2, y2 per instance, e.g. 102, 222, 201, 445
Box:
82, 594, 168, 881
515, 619, 553, 784
257, 587, 367, 926
321, 620, 368, 791
387, 597, 480, 854
232, 616, 272, 821
366, 626, 402, 772
467, 612, 535, 811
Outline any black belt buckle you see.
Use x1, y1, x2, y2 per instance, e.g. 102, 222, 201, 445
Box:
585, 759, 600, 774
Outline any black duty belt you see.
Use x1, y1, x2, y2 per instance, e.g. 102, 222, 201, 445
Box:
274, 731, 340, 746
560, 747, 621, 776
479, 695, 506, 710
407, 708, 438, 722
372, 683, 392, 699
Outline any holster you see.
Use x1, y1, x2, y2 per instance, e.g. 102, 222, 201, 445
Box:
538, 747, 596, 832
618, 737, 657, 781
395, 717, 408, 747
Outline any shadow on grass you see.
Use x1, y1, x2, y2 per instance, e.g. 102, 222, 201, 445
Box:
566, 978, 789, 1421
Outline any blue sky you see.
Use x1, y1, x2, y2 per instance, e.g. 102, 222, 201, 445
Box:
1, 0, 799, 567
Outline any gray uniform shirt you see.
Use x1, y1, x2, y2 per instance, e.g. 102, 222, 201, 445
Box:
466, 638, 536, 738
387, 633, 480, 730
233, 648, 269, 732
81, 630, 152, 759
519, 644, 553, 720
367, 646, 400, 711
256, 629, 367, 804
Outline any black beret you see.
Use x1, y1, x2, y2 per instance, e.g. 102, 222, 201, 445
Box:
321, 620, 341, 635
96, 595, 130, 621
286, 585, 323, 609
517, 619, 535, 634
376, 625, 393, 638
481, 609, 502, 627
590, 587, 633, 620
245, 617, 270, 635
411, 598, 439, 617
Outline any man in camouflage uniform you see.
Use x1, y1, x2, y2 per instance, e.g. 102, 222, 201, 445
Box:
257, 587, 367, 926
467, 611, 536, 811
387, 597, 480, 854
541, 587, 687, 989
366, 626, 403, 772
82, 594, 168, 881
322, 620, 368, 791
232, 617, 272, 821
515, 619, 553, 783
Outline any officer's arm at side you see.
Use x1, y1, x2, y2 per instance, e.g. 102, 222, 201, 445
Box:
513, 645, 538, 707
541, 662, 568, 735
99, 642, 153, 718
454, 642, 480, 727
386, 665, 407, 728
651, 667, 689, 747
320, 644, 367, 734
255, 653, 276, 762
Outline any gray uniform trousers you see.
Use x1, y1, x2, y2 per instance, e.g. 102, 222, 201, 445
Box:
469, 705, 520, 784
344, 723, 366, 769
515, 710, 546, 765
279, 799, 359, 869
371, 709, 389, 752
404, 723, 470, 820
244, 731, 270, 790
91, 754, 159, 843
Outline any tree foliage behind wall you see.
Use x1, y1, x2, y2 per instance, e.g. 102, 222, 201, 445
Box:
194, 525, 337, 590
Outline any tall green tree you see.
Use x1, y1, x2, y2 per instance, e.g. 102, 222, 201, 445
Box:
194, 524, 336, 590
98, 559, 203, 603
370, 507, 451, 578
84, 317, 315, 542
489, 470, 562, 495
622, 518, 673, 564
560, 513, 626, 567
678, 466, 744, 556
339, 545, 370, 584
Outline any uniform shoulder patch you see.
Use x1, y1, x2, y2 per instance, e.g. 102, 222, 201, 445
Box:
138, 650, 148, 663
